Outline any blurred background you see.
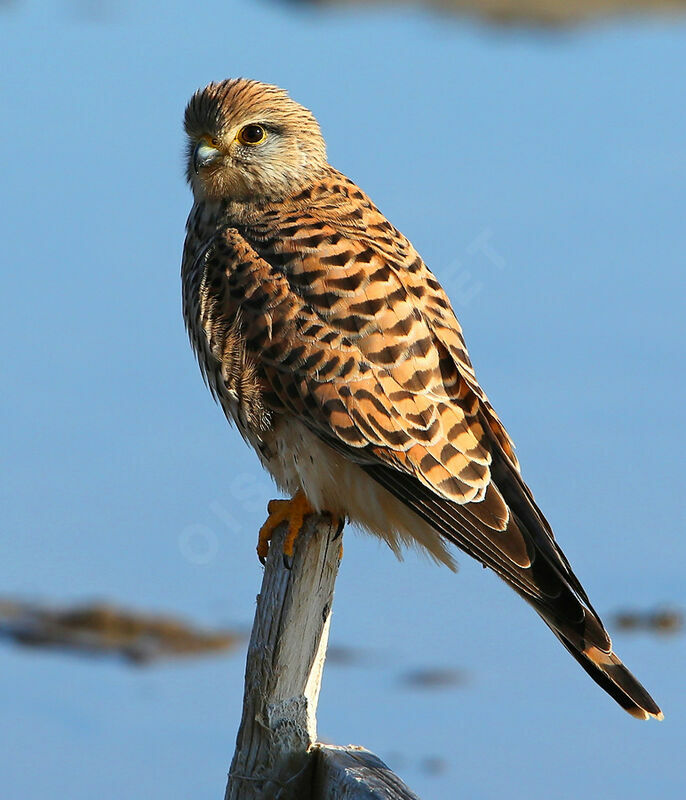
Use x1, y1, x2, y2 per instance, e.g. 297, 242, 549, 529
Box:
1, 1, 684, 798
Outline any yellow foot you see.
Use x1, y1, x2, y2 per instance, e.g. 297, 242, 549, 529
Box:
257, 490, 315, 565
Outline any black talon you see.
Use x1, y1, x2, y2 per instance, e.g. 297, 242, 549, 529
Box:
283, 552, 293, 570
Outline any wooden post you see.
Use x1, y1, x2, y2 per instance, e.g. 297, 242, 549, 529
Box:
224, 514, 421, 800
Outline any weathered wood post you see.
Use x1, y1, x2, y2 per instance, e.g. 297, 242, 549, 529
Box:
224, 514, 421, 800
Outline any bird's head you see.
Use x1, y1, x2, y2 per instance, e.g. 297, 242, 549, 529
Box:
184, 79, 327, 203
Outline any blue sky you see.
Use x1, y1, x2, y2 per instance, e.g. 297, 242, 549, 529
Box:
1, 2, 684, 798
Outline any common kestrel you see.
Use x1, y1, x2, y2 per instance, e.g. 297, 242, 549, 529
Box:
181, 79, 662, 720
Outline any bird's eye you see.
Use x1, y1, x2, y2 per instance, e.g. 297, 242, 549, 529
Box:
237, 124, 267, 145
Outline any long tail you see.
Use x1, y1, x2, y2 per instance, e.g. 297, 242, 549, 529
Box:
489, 447, 663, 721
361, 431, 663, 720
540, 611, 663, 720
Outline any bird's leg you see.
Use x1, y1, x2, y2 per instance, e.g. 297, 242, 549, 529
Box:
257, 490, 315, 566
257, 491, 344, 567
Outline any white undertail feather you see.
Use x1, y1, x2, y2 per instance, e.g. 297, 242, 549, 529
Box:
260, 416, 456, 569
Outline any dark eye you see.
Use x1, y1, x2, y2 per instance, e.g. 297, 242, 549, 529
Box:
237, 124, 267, 145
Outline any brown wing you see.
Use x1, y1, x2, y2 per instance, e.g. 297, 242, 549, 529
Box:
206, 212, 570, 588
232, 200, 574, 591
191, 172, 661, 719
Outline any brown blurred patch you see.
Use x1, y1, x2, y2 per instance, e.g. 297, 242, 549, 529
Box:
420, 756, 449, 776
400, 666, 468, 689
611, 607, 683, 636
326, 644, 375, 665
281, 0, 686, 27
0, 597, 244, 664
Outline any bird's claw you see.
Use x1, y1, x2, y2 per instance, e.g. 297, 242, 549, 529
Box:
333, 515, 345, 539
256, 490, 314, 566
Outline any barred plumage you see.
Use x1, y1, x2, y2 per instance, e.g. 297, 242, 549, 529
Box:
181, 78, 662, 721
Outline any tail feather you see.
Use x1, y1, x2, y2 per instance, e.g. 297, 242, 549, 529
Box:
355, 424, 664, 720
546, 621, 663, 720
489, 441, 663, 720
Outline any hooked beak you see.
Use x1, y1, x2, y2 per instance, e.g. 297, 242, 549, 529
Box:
193, 140, 221, 174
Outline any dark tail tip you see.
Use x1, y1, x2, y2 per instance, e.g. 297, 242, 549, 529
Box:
579, 644, 663, 720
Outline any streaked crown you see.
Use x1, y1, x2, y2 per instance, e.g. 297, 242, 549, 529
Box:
184, 78, 327, 203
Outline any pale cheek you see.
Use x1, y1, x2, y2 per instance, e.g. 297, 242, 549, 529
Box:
195, 155, 298, 202
195, 167, 243, 202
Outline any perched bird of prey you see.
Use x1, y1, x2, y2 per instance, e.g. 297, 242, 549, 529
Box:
181, 78, 662, 720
